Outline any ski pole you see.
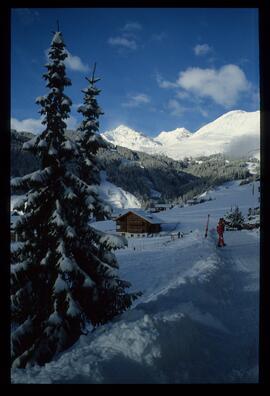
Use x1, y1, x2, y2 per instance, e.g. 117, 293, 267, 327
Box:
205, 214, 210, 238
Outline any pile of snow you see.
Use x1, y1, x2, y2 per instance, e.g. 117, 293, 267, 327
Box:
99, 171, 141, 209
101, 110, 260, 160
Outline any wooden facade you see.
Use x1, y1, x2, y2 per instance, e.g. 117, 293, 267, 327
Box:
116, 211, 161, 234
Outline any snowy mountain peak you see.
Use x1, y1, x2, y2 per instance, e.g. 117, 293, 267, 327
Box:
106, 124, 146, 139
101, 125, 161, 152
194, 109, 259, 137
217, 109, 248, 119
155, 128, 192, 145
101, 110, 259, 160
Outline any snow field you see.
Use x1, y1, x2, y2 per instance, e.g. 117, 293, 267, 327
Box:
12, 180, 260, 383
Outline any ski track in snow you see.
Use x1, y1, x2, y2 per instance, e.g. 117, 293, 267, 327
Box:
12, 180, 259, 384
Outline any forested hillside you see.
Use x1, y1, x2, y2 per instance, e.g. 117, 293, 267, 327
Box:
11, 130, 257, 205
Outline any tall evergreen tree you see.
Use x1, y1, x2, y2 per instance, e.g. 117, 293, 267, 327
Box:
76, 63, 109, 220
11, 30, 140, 369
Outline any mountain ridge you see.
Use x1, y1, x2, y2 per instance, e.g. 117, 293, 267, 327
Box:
101, 110, 259, 160
12, 109, 260, 160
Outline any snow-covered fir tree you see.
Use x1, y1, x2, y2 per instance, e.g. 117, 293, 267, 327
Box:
225, 205, 245, 229
76, 63, 109, 220
11, 30, 140, 369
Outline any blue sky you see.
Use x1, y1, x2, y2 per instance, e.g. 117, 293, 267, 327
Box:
11, 7, 259, 136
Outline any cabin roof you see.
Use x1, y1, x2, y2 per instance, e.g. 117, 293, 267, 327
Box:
116, 209, 162, 224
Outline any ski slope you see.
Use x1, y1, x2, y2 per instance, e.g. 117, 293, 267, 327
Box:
12, 180, 260, 384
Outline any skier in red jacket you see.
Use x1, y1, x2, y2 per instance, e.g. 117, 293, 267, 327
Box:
217, 218, 226, 247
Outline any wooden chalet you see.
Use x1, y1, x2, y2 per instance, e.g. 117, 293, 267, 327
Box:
116, 209, 161, 235
152, 203, 173, 212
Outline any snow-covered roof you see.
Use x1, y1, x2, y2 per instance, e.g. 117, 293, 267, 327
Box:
116, 209, 162, 224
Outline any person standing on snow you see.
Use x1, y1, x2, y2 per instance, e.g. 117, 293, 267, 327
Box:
217, 218, 226, 247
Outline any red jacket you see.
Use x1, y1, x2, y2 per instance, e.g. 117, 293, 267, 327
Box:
217, 222, 224, 235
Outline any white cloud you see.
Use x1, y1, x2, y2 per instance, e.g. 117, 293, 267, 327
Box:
11, 116, 78, 134
194, 43, 212, 56
45, 49, 89, 73
122, 93, 151, 108
177, 64, 251, 107
108, 22, 142, 51
176, 90, 190, 100
110, 23, 168, 54
156, 73, 178, 89
108, 36, 137, 50
122, 22, 142, 31
224, 134, 260, 159
167, 100, 187, 116
65, 50, 89, 73
11, 117, 43, 134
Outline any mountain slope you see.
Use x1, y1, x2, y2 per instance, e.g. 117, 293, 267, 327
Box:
11, 130, 254, 205
169, 110, 260, 160
99, 171, 141, 209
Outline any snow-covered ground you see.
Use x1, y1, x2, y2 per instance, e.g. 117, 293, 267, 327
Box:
157, 180, 260, 233
11, 180, 260, 383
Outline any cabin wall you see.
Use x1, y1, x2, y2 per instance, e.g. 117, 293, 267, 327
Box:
126, 213, 148, 233
117, 217, 127, 233
116, 213, 161, 234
